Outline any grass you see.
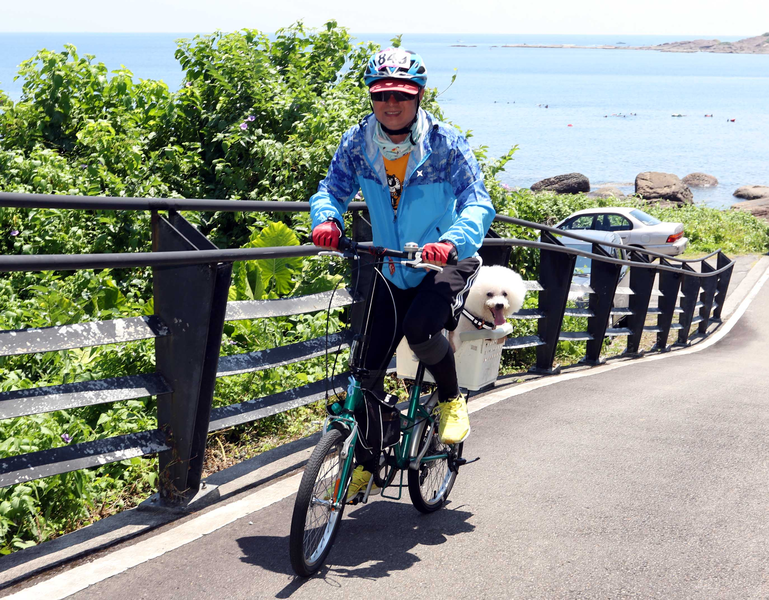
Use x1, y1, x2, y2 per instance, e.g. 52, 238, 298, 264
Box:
202, 401, 329, 477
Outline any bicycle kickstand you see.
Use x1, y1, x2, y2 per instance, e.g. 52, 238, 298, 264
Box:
452, 456, 480, 472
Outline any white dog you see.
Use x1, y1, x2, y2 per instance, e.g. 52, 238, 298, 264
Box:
449, 265, 527, 352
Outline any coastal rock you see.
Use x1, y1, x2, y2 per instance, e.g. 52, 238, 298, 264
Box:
531, 173, 590, 194
682, 172, 718, 187
586, 185, 626, 199
733, 185, 769, 200
732, 197, 769, 221
635, 172, 693, 205
500, 33, 769, 55
652, 34, 769, 55
656, 39, 720, 53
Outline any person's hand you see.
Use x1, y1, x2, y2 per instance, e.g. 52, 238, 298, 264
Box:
421, 241, 457, 266
312, 220, 342, 250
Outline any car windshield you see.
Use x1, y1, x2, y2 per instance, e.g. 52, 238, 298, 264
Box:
630, 209, 661, 226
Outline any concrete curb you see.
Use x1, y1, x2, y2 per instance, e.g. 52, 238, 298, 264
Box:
2, 253, 766, 591
0, 434, 320, 590
719, 255, 769, 320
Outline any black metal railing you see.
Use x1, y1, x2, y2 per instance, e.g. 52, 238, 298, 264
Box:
0, 192, 734, 506
489, 215, 734, 371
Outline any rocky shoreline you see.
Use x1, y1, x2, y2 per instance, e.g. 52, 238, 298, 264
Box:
527, 172, 769, 221
498, 33, 769, 55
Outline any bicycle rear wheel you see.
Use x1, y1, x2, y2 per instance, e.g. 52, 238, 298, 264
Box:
407, 424, 463, 513
289, 428, 348, 576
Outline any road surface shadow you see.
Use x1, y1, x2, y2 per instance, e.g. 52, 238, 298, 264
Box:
236, 499, 475, 596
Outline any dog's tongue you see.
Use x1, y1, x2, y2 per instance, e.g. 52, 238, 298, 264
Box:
491, 308, 506, 327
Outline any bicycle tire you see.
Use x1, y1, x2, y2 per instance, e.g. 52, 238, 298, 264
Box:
407, 425, 463, 513
289, 428, 348, 576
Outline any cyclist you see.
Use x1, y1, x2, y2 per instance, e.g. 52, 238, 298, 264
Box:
310, 47, 495, 498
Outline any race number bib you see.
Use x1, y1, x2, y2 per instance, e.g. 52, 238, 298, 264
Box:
376, 49, 411, 69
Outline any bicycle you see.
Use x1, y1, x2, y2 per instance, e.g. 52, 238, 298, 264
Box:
288, 237, 477, 577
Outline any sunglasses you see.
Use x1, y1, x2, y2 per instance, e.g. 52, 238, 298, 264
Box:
370, 90, 418, 102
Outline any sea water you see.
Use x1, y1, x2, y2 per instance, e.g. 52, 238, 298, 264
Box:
1, 32, 767, 208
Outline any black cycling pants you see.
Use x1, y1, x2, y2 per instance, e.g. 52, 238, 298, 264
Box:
360, 256, 481, 396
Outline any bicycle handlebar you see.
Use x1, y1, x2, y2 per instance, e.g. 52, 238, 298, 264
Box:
329, 237, 457, 270
336, 236, 409, 259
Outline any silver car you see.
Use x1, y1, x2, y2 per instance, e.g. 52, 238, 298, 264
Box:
555, 207, 688, 256
556, 230, 629, 305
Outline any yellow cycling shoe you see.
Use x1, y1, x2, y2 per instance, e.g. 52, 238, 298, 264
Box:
345, 465, 380, 502
326, 465, 379, 503
436, 394, 470, 444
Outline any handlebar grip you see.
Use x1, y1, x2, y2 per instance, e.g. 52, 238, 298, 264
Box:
337, 236, 353, 252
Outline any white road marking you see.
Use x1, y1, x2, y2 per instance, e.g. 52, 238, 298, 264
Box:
5, 474, 303, 600
12, 261, 769, 599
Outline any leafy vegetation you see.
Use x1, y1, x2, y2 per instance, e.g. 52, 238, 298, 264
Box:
0, 22, 373, 554
1, 22, 768, 554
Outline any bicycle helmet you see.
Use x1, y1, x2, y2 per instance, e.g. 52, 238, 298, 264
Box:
364, 48, 428, 89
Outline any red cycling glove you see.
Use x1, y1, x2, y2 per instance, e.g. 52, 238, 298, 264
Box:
312, 220, 342, 250
422, 241, 457, 266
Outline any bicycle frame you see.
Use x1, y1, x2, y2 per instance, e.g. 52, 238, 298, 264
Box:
321, 239, 454, 508
325, 365, 449, 506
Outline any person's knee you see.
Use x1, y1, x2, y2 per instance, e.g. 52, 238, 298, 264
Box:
409, 333, 451, 366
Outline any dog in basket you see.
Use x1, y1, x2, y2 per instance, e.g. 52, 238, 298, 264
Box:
449, 265, 527, 352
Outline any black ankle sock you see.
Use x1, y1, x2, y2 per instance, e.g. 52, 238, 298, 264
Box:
426, 347, 459, 402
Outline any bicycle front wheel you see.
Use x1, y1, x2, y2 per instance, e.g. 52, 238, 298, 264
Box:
289, 428, 349, 576
407, 425, 463, 513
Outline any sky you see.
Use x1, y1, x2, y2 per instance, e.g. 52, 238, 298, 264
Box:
0, 0, 765, 36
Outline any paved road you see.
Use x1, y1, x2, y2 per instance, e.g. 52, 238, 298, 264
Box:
16, 264, 769, 599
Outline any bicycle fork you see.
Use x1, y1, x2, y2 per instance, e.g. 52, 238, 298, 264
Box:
324, 424, 357, 510
326, 377, 366, 508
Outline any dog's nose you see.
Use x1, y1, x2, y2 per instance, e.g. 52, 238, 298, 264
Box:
495, 303, 504, 310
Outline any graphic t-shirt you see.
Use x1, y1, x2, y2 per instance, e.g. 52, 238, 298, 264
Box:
383, 153, 410, 214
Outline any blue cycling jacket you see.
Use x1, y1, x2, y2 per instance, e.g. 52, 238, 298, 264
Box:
310, 110, 496, 289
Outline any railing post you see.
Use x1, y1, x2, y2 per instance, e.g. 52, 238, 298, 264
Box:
624, 250, 656, 356
532, 232, 575, 374
652, 259, 683, 352
697, 260, 718, 334
583, 243, 623, 365
478, 227, 513, 267
675, 263, 700, 346
151, 211, 232, 506
711, 252, 734, 321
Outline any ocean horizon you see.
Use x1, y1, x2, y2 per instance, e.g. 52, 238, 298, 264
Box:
1, 31, 767, 208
